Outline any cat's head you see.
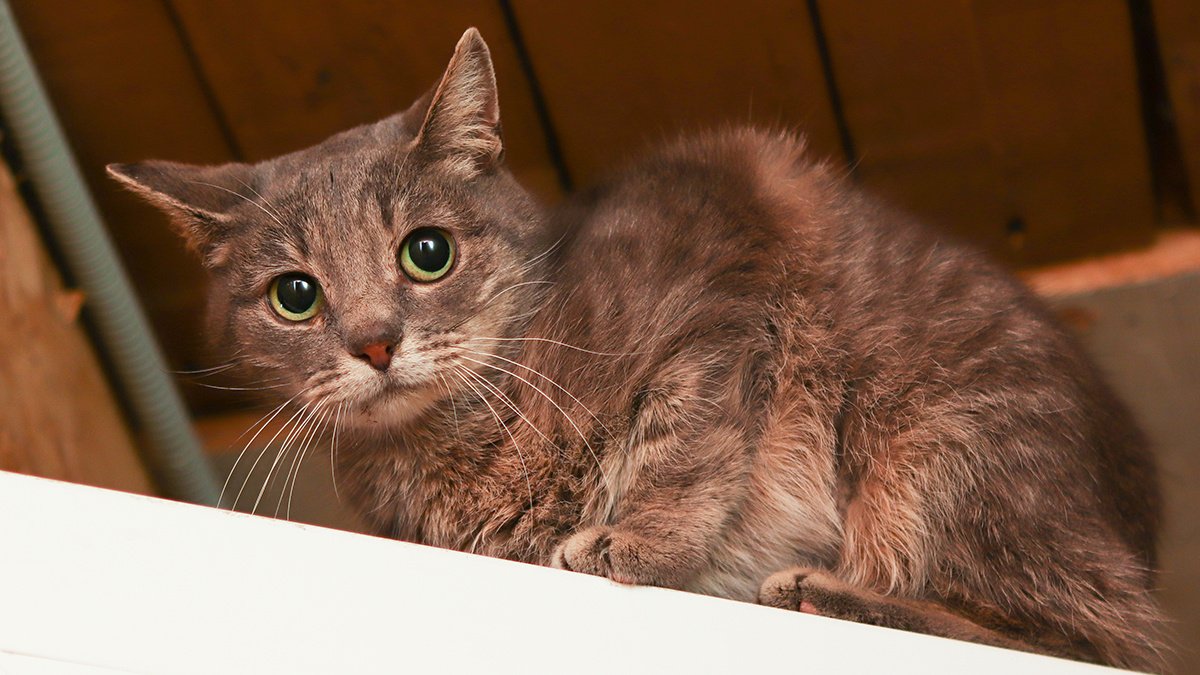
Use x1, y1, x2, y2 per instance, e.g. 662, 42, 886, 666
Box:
109, 28, 552, 426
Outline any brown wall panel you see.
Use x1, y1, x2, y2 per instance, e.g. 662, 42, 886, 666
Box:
821, 0, 1156, 266
167, 0, 561, 198
511, 1, 845, 185
10, 0, 242, 412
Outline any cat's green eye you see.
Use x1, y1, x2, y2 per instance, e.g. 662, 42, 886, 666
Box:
400, 227, 455, 282
269, 273, 324, 322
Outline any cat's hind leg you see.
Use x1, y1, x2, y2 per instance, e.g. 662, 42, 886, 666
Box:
757, 567, 1096, 663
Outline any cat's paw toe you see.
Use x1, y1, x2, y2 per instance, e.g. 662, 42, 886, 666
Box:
757, 567, 848, 615
553, 526, 614, 578
551, 527, 658, 586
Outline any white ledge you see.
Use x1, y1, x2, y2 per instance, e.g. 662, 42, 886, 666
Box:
0, 471, 1130, 674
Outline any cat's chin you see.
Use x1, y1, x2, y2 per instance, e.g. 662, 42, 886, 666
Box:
345, 384, 442, 431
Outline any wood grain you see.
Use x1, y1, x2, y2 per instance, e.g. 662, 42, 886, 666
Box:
166, 0, 562, 199
0, 158, 153, 495
510, 1, 845, 185
820, 0, 1157, 266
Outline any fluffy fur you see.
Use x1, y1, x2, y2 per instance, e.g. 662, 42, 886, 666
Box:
110, 29, 1166, 670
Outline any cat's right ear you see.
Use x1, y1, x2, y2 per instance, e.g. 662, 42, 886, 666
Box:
107, 160, 255, 264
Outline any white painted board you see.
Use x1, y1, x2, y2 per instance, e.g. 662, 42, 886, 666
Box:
0, 471, 1131, 674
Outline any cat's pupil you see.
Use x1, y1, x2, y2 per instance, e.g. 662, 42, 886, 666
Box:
408, 229, 451, 272
277, 275, 317, 313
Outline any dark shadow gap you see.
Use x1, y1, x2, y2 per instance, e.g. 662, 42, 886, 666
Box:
806, 0, 859, 173
498, 0, 574, 192
1127, 0, 1195, 222
160, 0, 245, 162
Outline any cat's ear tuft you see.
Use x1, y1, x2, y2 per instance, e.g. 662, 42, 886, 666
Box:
415, 28, 503, 177
107, 160, 256, 262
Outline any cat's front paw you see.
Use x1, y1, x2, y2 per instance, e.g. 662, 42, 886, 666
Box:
551, 526, 662, 586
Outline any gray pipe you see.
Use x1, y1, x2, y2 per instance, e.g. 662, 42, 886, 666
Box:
0, 1, 220, 505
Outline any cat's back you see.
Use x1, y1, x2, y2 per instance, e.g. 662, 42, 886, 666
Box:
549, 128, 839, 319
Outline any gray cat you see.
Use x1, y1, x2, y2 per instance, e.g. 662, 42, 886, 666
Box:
110, 29, 1166, 670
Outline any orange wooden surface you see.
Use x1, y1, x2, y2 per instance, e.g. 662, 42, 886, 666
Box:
820, 0, 1156, 266
512, 1, 845, 183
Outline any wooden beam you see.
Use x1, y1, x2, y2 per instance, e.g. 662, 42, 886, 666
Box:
1024, 228, 1200, 296
0, 158, 153, 495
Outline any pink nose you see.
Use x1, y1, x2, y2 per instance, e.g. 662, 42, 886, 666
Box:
356, 342, 395, 371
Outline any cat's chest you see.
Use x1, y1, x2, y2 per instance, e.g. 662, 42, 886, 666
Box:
346, 414, 604, 561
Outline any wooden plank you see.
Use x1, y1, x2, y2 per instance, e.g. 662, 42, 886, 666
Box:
166, 0, 561, 199
0, 158, 153, 495
821, 0, 1157, 266
509, 1, 845, 185
1023, 228, 1200, 296
1154, 0, 1200, 217
8, 0, 241, 413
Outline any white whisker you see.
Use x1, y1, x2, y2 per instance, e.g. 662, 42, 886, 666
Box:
189, 381, 288, 392
329, 401, 345, 502
458, 364, 553, 446
234, 177, 289, 226
451, 366, 534, 511
467, 335, 648, 357
436, 373, 463, 445
461, 347, 610, 435
233, 401, 312, 512
518, 229, 569, 273
284, 405, 334, 520
189, 179, 290, 231
220, 392, 306, 509
170, 362, 239, 376
458, 354, 610, 493
254, 400, 327, 515
276, 401, 330, 517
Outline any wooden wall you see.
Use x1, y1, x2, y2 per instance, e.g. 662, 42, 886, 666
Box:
7, 0, 1196, 414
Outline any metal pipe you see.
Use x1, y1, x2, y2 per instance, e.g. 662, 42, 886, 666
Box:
0, 1, 220, 505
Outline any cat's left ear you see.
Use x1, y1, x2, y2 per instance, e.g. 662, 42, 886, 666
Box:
106, 160, 257, 265
414, 28, 503, 177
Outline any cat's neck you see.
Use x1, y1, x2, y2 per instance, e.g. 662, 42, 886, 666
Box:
336, 362, 578, 561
